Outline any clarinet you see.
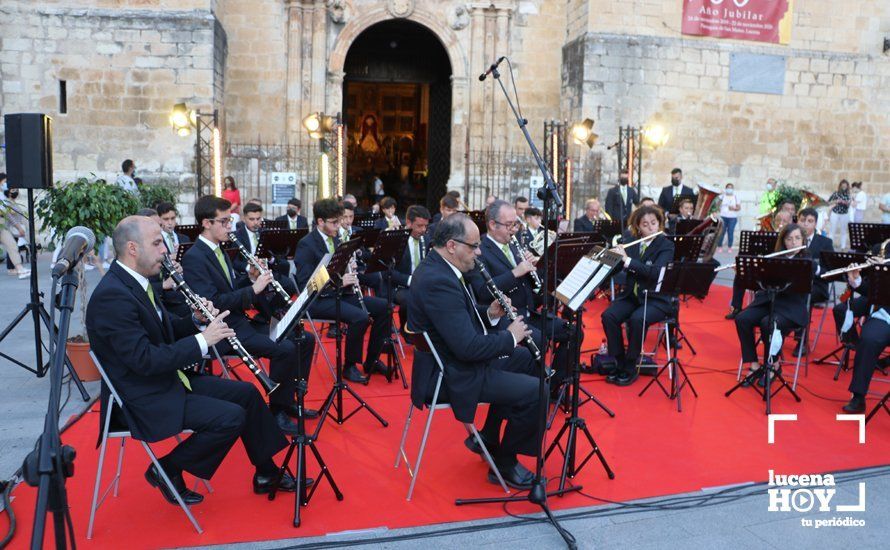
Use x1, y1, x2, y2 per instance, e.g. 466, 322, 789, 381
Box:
348, 250, 370, 316
509, 236, 543, 295
227, 231, 291, 303
161, 255, 280, 395
475, 260, 543, 363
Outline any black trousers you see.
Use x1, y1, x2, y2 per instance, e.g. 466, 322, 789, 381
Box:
395, 287, 410, 330
832, 295, 869, 343
497, 310, 575, 383
734, 304, 799, 364
730, 277, 746, 310
309, 293, 389, 367
227, 319, 315, 410
601, 296, 670, 371
849, 317, 890, 396
476, 346, 541, 461
164, 376, 288, 480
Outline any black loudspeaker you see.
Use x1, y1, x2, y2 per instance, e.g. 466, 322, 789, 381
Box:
4, 113, 53, 189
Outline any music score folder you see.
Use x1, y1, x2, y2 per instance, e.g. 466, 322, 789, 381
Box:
270, 255, 331, 342
555, 247, 623, 311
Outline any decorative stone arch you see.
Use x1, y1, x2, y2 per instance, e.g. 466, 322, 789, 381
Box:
326, 7, 469, 190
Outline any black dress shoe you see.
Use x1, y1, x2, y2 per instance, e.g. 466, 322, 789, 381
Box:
145, 464, 204, 505
365, 360, 393, 378
274, 411, 299, 435
253, 471, 314, 494
283, 403, 319, 419
464, 433, 499, 456
326, 325, 342, 339
757, 366, 781, 388
614, 369, 639, 386
488, 461, 534, 490
343, 364, 369, 384
842, 395, 866, 414
740, 369, 761, 388
793, 340, 808, 357
725, 308, 741, 320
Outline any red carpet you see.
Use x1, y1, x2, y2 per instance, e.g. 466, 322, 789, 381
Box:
5, 286, 890, 548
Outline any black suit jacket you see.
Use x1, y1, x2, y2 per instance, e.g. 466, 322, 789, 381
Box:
275, 213, 308, 229
604, 185, 638, 225
181, 238, 254, 327
657, 185, 696, 213
613, 232, 675, 313
573, 216, 595, 233
294, 229, 339, 297
162, 231, 191, 256
373, 216, 403, 230
808, 233, 834, 301
408, 249, 516, 423
747, 253, 816, 328
231, 224, 260, 275
391, 235, 427, 289
466, 236, 535, 314
85, 262, 203, 443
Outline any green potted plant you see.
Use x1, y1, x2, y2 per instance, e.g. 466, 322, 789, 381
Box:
36, 175, 139, 381
138, 181, 181, 210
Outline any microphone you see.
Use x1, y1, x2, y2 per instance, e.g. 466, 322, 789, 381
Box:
52, 226, 97, 277
478, 56, 507, 81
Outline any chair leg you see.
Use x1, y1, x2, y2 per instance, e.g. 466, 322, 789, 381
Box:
112, 438, 125, 497
406, 405, 438, 501
736, 357, 744, 381
467, 425, 509, 494
173, 433, 213, 493
141, 442, 203, 534
792, 328, 806, 391
309, 320, 336, 380
811, 305, 829, 353
394, 402, 415, 469
87, 410, 113, 540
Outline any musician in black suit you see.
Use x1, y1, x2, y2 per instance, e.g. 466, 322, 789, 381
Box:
390, 205, 431, 329
573, 199, 606, 233
157, 202, 191, 255
666, 197, 696, 234
601, 205, 675, 386
428, 193, 460, 236
373, 196, 403, 230
734, 224, 813, 386
181, 196, 315, 428
841, 268, 890, 413
657, 168, 696, 215
791, 207, 835, 353
466, 200, 575, 388
275, 198, 308, 230
603, 173, 639, 226
294, 198, 391, 383
408, 213, 540, 489
86, 216, 297, 505
518, 206, 544, 248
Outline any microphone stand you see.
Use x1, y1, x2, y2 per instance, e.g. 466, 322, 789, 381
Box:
456, 61, 579, 550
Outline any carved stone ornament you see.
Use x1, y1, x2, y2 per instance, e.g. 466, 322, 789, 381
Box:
326, 0, 349, 24
386, 0, 415, 18
450, 4, 470, 31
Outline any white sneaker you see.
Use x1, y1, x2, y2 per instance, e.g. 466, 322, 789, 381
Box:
102, 261, 111, 270
84, 264, 95, 271
17, 269, 31, 279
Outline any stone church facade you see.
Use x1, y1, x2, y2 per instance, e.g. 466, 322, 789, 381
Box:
1, 0, 888, 221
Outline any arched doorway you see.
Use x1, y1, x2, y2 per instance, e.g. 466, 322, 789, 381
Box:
342, 20, 452, 212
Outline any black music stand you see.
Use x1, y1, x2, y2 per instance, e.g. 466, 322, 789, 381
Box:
256, 229, 308, 260
545, 246, 621, 491
364, 229, 411, 387
173, 223, 201, 242
263, 219, 288, 231
267, 276, 343, 527
813, 251, 868, 378
313, 238, 388, 432
353, 212, 382, 230
466, 210, 487, 235
669, 195, 692, 216
849, 222, 890, 252
668, 235, 705, 262
674, 218, 704, 235
639, 262, 716, 411
864, 265, 890, 424
739, 230, 778, 256
725, 257, 809, 414
592, 219, 622, 243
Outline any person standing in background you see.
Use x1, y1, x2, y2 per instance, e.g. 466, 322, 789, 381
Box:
115, 159, 138, 193
850, 181, 867, 223
222, 176, 242, 217
717, 183, 741, 252
880, 188, 890, 224
828, 179, 852, 249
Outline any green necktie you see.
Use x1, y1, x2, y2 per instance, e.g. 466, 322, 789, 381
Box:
290, 218, 297, 230
412, 238, 421, 270
633, 242, 648, 298
501, 243, 516, 267
146, 284, 191, 391
325, 235, 335, 254
164, 232, 174, 252
214, 247, 232, 285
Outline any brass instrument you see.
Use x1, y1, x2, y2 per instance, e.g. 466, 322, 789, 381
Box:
693, 183, 722, 220
713, 245, 808, 272
510, 235, 543, 294
820, 238, 890, 279
800, 190, 832, 210
475, 260, 547, 373
601, 210, 612, 222
226, 231, 291, 303
687, 213, 723, 262
527, 228, 557, 257
161, 255, 280, 394
757, 213, 775, 232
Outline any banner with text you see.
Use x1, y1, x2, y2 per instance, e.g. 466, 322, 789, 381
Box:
682, 0, 794, 45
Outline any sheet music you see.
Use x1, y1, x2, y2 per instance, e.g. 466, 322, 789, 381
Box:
270, 255, 331, 341
556, 256, 613, 311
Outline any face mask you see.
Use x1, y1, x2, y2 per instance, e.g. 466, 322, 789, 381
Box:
766, 183, 774, 191
619, 177, 628, 186
9, 192, 18, 199
725, 189, 734, 195
671, 178, 680, 186
287, 208, 297, 217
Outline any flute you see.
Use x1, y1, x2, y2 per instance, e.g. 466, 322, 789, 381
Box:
820, 256, 890, 279
226, 231, 291, 303
713, 245, 808, 272
595, 230, 663, 259
475, 260, 549, 375
161, 255, 280, 395
509, 235, 543, 295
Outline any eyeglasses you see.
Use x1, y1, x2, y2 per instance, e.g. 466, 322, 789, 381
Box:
210, 217, 232, 225
453, 239, 481, 250
323, 218, 342, 225
493, 220, 521, 229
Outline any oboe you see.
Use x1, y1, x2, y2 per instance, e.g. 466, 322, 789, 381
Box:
509, 235, 543, 294
227, 231, 291, 303
475, 260, 544, 365
161, 255, 280, 395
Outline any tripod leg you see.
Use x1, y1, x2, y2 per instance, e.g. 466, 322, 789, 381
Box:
308, 442, 343, 499
293, 441, 305, 527
343, 384, 388, 427
579, 423, 615, 479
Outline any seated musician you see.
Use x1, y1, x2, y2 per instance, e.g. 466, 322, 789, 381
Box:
513, 196, 529, 237
157, 202, 191, 255
275, 198, 308, 229
408, 213, 541, 489
792, 207, 834, 354
181, 195, 316, 427
339, 203, 360, 240
86, 216, 298, 505
574, 198, 604, 232
390, 205, 431, 330
520, 206, 544, 251
466, 199, 575, 389
135, 208, 192, 318
339, 202, 383, 295
726, 209, 794, 319
639, 196, 657, 209
600, 205, 674, 386
295, 198, 391, 383
841, 263, 890, 413
427, 193, 460, 236
374, 196, 402, 230
667, 197, 695, 234
734, 224, 811, 386
831, 240, 884, 346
